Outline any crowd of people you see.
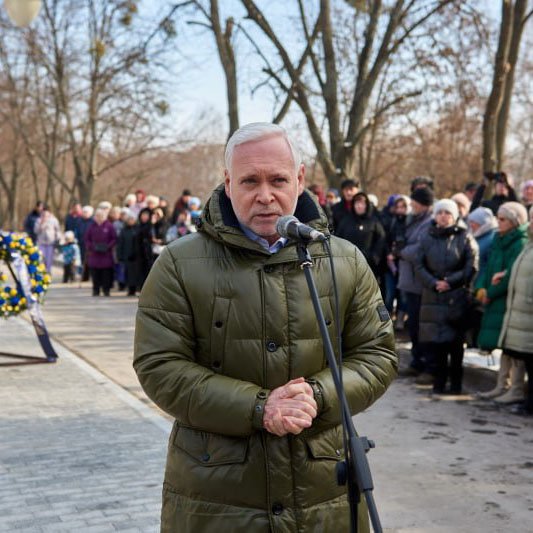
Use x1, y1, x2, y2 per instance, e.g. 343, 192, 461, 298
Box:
311, 173, 533, 417
22, 189, 201, 297
20, 172, 533, 417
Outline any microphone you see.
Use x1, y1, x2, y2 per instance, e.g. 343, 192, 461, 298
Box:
276, 215, 327, 242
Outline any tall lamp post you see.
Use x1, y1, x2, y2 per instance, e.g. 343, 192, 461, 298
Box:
3, 0, 42, 27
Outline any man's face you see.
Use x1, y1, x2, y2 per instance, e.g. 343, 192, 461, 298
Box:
224, 135, 305, 244
342, 186, 358, 202
411, 199, 427, 215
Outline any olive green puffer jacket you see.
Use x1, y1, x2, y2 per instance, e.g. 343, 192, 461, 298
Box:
134, 185, 397, 533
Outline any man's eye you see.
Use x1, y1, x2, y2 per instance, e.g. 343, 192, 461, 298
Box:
273, 177, 288, 183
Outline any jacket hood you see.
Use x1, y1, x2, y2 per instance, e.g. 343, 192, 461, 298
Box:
199, 184, 330, 254
352, 191, 375, 219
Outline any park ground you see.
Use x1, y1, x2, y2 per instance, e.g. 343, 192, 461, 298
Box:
0, 268, 532, 532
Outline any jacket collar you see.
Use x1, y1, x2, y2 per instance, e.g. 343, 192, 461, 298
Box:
199, 184, 330, 256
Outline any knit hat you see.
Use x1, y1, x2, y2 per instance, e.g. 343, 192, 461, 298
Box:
497, 201, 528, 227
410, 187, 434, 206
467, 207, 495, 227
434, 199, 459, 221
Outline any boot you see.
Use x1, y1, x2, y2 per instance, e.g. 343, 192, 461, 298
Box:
494, 358, 525, 404
394, 310, 406, 331
477, 353, 511, 399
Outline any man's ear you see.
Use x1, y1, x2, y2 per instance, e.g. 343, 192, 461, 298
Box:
224, 169, 231, 198
297, 164, 305, 195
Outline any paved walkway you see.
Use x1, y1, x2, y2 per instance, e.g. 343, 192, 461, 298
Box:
1, 268, 530, 532
0, 318, 171, 533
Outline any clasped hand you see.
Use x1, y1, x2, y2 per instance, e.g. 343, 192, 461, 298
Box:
263, 377, 317, 437
435, 280, 450, 292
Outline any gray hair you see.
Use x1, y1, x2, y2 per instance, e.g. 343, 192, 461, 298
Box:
225, 122, 301, 175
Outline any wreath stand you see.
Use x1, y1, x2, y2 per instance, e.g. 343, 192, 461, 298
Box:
0, 253, 58, 367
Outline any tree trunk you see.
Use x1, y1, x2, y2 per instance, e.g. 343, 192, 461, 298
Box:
482, 0, 513, 172
495, 0, 528, 168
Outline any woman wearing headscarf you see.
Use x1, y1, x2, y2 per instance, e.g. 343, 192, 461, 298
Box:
475, 202, 529, 402
498, 206, 533, 416
416, 199, 478, 394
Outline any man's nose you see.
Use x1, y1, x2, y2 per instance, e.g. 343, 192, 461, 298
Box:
256, 182, 274, 203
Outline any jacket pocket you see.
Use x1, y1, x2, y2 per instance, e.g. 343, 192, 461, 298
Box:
304, 426, 344, 461
174, 425, 248, 467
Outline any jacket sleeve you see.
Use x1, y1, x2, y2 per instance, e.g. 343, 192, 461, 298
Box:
414, 238, 438, 289
307, 248, 397, 434
446, 234, 479, 288
133, 247, 268, 438
486, 240, 523, 300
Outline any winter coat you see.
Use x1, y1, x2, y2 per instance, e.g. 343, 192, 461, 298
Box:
474, 229, 495, 284
397, 210, 433, 294
335, 202, 386, 276
23, 210, 40, 243
117, 225, 139, 287
133, 185, 397, 533
498, 236, 533, 356
331, 200, 353, 232
77, 217, 94, 257
416, 221, 479, 343
84, 220, 117, 269
34, 215, 60, 246
475, 224, 528, 350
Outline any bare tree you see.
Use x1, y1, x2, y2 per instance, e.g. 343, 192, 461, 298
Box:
0, 0, 180, 212
483, 0, 532, 171
239, 0, 464, 188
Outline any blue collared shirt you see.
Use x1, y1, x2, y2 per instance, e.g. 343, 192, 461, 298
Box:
239, 223, 288, 254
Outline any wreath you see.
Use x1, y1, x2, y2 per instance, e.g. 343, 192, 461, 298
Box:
0, 232, 51, 318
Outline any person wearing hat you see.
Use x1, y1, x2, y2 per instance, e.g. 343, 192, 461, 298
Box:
172, 189, 192, 221
465, 207, 498, 347
331, 178, 359, 232
397, 186, 434, 380
520, 179, 533, 213
498, 206, 533, 416
475, 202, 528, 402
61, 230, 81, 283
467, 207, 498, 283
415, 199, 479, 394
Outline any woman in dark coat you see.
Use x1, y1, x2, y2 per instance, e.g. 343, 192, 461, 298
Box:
335, 191, 386, 278
116, 211, 139, 296
84, 208, 117, 296
136, 207, 154, 289
416, 199, 479, 394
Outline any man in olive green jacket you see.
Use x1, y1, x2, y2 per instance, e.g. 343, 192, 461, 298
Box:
134, 123, 397, 532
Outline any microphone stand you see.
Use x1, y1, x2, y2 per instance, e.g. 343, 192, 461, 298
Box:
296, 241, 382, 533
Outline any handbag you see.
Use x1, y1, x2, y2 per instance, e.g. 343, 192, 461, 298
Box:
93, 242, 109, 253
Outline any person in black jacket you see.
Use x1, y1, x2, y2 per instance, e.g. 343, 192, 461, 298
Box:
117, 211, 140, 296
331, 178, 359, 232
136, 207, 154, 289
470, 171, 518, 215
384, 195, 410, 323
416, 199, 479, 395
336, 191, 386, 279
